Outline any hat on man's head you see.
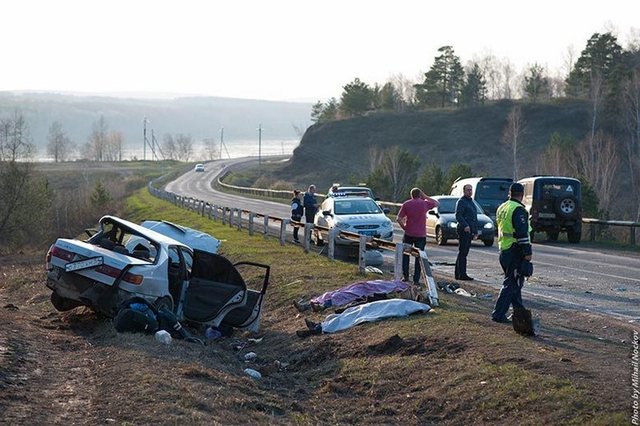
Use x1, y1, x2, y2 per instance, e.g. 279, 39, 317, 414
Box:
509, 183, 524, 195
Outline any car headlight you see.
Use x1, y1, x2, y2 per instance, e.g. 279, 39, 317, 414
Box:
335, 222, 350, 230
448, 222, 458, 229
381, 220, 393, 229
484, 222, 494, 229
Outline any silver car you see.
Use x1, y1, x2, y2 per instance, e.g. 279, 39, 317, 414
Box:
313, 196, 393, 245
46, 216, 269, 331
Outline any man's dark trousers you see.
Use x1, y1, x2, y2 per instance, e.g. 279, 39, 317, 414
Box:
455, 232, 472, 278
402, 235, 426, 283
492, 246, 525, 320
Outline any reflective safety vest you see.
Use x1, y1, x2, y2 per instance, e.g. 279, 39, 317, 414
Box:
496, 200, 531, 251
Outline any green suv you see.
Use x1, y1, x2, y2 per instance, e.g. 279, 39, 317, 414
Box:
518, 176, 582, 243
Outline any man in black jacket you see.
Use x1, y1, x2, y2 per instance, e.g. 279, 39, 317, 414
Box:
455, 184, 477, 280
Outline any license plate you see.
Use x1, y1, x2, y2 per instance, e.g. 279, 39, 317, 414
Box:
538, 213, 556, 218
65, 256, 103, 272
358, 230, 377, 236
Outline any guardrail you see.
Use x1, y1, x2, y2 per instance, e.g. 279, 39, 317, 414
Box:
147, 180, 440, 306
216, 174, 639, 246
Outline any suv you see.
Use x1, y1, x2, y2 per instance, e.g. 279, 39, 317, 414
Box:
518, 176, 582, 243
450, 177, 513, 222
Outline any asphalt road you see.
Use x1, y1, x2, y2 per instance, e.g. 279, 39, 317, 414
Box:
165, 158, 640, 322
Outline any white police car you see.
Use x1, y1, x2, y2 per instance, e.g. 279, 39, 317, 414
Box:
313, 196, 394, 245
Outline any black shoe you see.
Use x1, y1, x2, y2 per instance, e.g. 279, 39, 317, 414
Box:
491, 316, 511, 324
402, 274, 409, 282
304, 318, 322, 335
293, 239, 300, 244
296, 329, 312, 338
458, 275, 474, 281
293, 299, 309, 312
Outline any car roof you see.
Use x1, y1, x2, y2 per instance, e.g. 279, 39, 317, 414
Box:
518, 176, 580, 183
141, 220, 220, 254
99, 215, 189, 248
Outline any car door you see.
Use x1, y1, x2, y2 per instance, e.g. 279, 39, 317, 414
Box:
426, 207, 438, 238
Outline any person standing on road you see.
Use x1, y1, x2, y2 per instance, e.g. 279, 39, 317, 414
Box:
290, 189, 304, 243
455, 184, 478, 281
397, 187, 439, 285
492, 183, 532, 323
303, 185, 319, 240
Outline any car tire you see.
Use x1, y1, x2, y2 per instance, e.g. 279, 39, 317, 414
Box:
554, 194, 579, 219
547, 231, 559, 241
435, 227, 447, 246
50, 292, 82, 312
154, 296, 174, 313
482, 238, 494, 247
567, 226, 581, 244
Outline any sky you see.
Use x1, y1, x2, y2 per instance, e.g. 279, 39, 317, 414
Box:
1, 0, 638, 102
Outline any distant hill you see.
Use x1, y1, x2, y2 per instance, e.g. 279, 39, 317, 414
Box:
277, 99, 592, 190
0, 92, 312, 154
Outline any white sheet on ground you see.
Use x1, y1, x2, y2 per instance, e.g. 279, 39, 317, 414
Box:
320, 299, 431, 334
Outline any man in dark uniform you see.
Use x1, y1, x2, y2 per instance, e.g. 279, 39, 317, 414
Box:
455, 184, 477, 280
491, 183, 532, 323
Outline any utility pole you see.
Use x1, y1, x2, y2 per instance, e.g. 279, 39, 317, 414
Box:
258, 123, 262, 170
143, 117, 148, 161
220, 127, 224, 160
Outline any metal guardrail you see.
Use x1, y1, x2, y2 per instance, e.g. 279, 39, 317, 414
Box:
146, 181, 440, 306
216, 175, 639, 246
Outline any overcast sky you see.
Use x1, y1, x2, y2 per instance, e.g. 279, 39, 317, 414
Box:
1, 0, 638, 102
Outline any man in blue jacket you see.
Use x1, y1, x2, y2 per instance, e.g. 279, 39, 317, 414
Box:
455, 184, 477, 280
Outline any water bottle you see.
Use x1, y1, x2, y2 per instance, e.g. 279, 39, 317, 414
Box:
155, 330, 172, 344
244, 368, 262, 379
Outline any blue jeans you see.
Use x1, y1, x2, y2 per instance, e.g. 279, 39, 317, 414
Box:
492, 246, 525, 320
402, 235, 426, 283
455, 231, 472, 278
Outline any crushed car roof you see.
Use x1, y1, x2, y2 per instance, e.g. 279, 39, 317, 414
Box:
141, 220, 220, 254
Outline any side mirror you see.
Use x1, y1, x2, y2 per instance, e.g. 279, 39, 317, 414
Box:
382, 208, 390, 214
428, 209, 440, 218
322, 210, 332, 217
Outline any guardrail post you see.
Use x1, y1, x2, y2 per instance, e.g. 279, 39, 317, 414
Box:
358, 235, 367, 273
248, 212, 255, 236
590, 223, 596, 241
394, 244, 404, 281
227, 208, 234, 228
418, 250, 439, 307
221, 207, 226, 225
236, 209, 242, 231
328, 228, 336, 260
201, 202, 205, 216
212, 205, 218, 221
631, 226, 636, 246
304, 224, 313, 253
279, 219, 288, 245
263, 216, 269, 238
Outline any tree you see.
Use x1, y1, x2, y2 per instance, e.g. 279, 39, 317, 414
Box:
340, 78, 374, 116
460, 63, 487, 106
444, 163, 474, 192
367, 146, 419, 201
538, 133, 576, 176
90, 181, 112, 208
203, 138, 219, 160
378, 82, 403, 111
104, 131, 124, 162
310, 98, 339, 123
175, 134, 193, 162
46, 121, 75, 162
162, 134, 177, 160
502, 105, 525, 180
565, 32, 623, 98
389, 73, 416, 109
622, 68, 640, 219
523, 64, 551, 102
86, 116, 108, 161
415, 46, 465, 108
415, 163, 445, 195
0, 111, 36, 162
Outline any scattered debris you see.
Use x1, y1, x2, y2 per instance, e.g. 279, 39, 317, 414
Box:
614, 287, 626, 292
364, 266, 383, 275
481, 294, 493, 299
244, 352, 257, 361
243, 368, 262, 379
3, 304, 19, 311
155, 330, 172, 344
454, 288, 475, 297
247, 337, 264, 343
559, 357, 572, 362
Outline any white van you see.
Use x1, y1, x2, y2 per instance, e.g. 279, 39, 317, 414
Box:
450, 177, 513, 222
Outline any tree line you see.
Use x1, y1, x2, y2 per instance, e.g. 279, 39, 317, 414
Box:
312, 32, 640, 220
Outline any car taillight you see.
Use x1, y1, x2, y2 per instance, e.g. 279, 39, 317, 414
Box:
123, 272, 143, 285
95, 265, 143, 285
50, 246, 75, 262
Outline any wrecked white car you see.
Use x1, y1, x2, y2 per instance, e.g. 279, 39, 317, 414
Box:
46, 216, 269, 331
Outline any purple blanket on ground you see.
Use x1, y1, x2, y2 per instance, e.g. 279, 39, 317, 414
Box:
310, 280, 411, 308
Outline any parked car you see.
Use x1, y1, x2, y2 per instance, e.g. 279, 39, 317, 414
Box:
194, 163, 205, 172
426, 195, 495, 246
313, 196, 393, 245
450, 177, 513, 222
518, 176, 582, 243
46, 216, 269, 331
327, 184, 377, 200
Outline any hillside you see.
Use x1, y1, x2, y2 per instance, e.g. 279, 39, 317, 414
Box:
0, 92, 311, 153
277, 99, 591, 190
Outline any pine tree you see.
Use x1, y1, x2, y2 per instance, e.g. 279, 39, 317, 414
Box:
461, 63, 487, 107
415, 46, 465, 108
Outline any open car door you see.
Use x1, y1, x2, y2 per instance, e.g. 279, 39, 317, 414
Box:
179, 251, 269, 331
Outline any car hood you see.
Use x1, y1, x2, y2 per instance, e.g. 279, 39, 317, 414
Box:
437, 212, 494, 225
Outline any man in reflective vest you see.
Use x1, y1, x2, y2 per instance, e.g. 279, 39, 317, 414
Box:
491, 183, 532, 323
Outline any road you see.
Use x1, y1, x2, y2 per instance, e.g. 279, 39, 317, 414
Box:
166, 158, 640, 321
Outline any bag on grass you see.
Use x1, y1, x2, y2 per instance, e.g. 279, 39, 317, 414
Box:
512, 307, 536, 336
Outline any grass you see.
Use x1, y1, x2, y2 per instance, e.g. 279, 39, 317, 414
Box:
117, 188, 631, 424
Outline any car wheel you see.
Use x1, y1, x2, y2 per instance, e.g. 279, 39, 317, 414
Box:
554, 194, 579, 218
482, 238, 494, 247
567, 226, 581, 244
154, 296, 173, 312
547, 231, 559, 241
50, 292, 82, 312
435, 227, 447, 246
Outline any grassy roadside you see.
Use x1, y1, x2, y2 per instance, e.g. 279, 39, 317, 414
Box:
123, 188, 629, 424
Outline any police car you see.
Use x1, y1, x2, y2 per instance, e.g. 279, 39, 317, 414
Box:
313, 195, 394, 245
